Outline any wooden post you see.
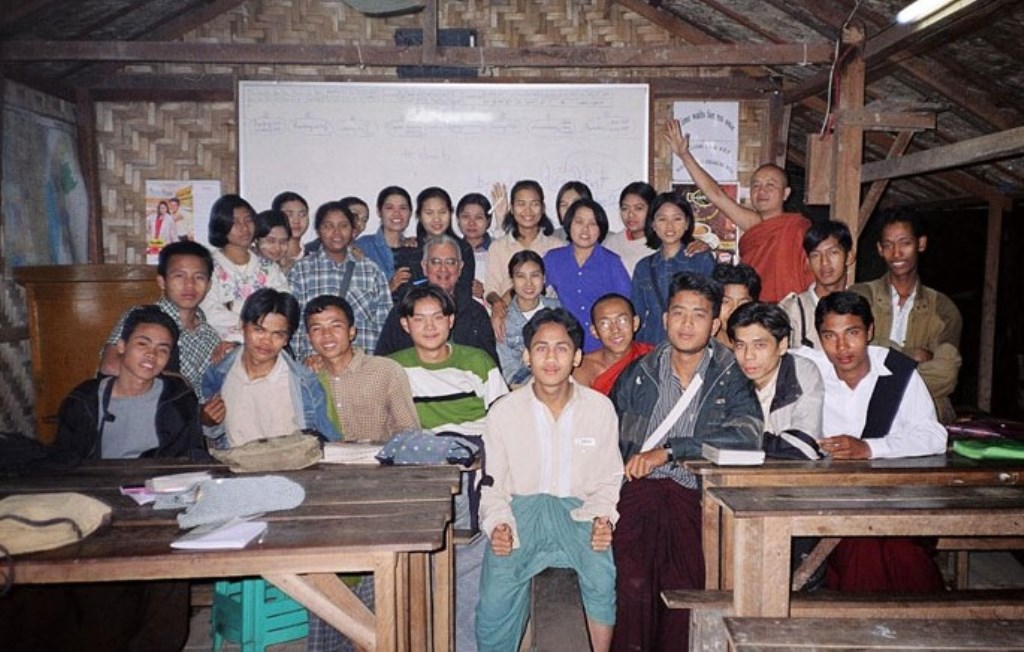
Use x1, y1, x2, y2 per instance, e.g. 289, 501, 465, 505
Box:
75, 88, 103, 263
830, 25, 865, 281
977, 197, 1004, 412
766, 89, 790, 167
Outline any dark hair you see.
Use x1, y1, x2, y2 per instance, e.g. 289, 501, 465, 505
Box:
726, 302, 791, 343
398, 284, 457, 319
314, 201, 355, 232
878, 211, 926, 240
415, 186, 457, 241
508, 249, 545, 278
303, 294, 355, 330
563, 198, 610, 245
254, 209, 292, 241
503, 180, 555, 238
157, 240, 214, 279
668, 272, 724, 318
168, 197, 180, 206
271, 191, 309, 213
121, 305, 180, 345
712, 262, 762, 302
803, 220, 853, 254
589, 292, 636, 324
157, 200, 170, 214
522, 307, 584, 352
456, 193, 493, 225
645, 191, 696, 250
556, 181, 593, 219
339, 196, 369, 218
376, 185, 412, 212
619, 181, 656, 208
815, 290, 874, 335
207, 194, 255, 248
240, 288, 301, 342
753, 163, 790, 189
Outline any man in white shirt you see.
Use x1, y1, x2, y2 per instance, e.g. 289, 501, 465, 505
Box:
798, 291, 947, 593
477, 308, 622, 652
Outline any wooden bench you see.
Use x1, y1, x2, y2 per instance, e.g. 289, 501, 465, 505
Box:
724, 616, 1024, 650
663, 589, 1024, 651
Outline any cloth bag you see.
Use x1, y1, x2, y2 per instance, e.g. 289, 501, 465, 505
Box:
210, 432, 322, 473
375, 429, 480, 466
0, 493, 110, 555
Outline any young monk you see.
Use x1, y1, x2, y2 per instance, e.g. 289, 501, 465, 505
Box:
574, 293, 654, 395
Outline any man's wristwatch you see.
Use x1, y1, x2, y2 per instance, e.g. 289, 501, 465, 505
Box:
662, 441, 675, 463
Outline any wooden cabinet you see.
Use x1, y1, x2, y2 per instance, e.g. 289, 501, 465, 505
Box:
14, 265, 160, 443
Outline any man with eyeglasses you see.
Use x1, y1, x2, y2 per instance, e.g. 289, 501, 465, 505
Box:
574, 293, 653, 395
375, 234, 499, 364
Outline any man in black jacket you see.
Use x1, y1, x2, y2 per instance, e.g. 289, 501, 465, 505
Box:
56, 305, 204, 461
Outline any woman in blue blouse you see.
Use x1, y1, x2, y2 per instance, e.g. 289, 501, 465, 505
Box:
632, 191, 715, 345
543, 198, 631, 352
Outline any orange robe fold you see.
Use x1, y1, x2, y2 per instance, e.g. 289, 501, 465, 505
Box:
591, 341, 654, 396
738, 213, 815, 303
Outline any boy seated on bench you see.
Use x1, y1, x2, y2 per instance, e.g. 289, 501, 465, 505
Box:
799, 291, 948, 592
477, 308, 623, 652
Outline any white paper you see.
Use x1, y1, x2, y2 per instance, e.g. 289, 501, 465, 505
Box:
672, 101, 740, 183
171, 518, 268, 550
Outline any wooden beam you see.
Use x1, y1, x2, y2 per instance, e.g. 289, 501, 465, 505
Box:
422, 0, 438, 64
861, 126, 1024, 182
767, 90, 790, 167
650, 75, 782, 98
863, 0, 990, 62
858, 131, 914, 230
75, 89, 103, 263
977, 197, 1004, 412
830, 25, 865, 244
837, 110, 935, 132
0, 326, 30, 344
0, 40, 836, 68
0, 0, 64, 29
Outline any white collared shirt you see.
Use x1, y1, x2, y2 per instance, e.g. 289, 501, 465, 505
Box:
795, 345, 947, 458
888, 282, 918, 347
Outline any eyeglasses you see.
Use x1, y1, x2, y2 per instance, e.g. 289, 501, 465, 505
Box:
595, 315, 632, 332
427, 257, 460, 268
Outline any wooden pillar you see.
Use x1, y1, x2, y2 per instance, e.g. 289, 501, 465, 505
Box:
766, 89, 790, 167
422, 0, 438, 65
830, 25, 865, 280
75, 88, 104, 263
977, 197, 1004, 412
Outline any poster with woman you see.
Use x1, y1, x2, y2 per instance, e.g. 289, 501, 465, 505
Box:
143, 180, 221, 263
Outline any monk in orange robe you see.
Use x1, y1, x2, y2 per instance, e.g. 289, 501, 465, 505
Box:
666, 120, 814, 302
574, 293, 654, 395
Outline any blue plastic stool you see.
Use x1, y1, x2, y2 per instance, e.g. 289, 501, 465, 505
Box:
211, 578, 309, 651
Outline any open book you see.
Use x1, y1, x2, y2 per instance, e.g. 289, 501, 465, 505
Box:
702, 443, 765, 466
171, 517, 267, 550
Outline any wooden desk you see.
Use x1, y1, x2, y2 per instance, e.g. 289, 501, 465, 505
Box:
686, 455, 1024, 589
0, 462, 460, 652
708, 485, 1024, 618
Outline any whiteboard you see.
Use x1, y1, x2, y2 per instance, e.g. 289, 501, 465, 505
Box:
238, 81, 649, 237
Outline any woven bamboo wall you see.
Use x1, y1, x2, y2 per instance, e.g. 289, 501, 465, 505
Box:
98, 0, 767, 262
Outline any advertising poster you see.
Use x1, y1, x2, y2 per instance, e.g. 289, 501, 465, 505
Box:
144, 180, 221, 264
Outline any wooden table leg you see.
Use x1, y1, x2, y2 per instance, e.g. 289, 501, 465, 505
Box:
432, 523, 454, 652
702, 487, 722, 589
721, 509, 735, 589
409, 552, 430, 652
732, 516, 791, 618
374, 552, 400, 652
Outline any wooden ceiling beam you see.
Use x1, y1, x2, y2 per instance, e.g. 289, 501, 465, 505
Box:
861, 125, 1024, 182
0, 0, 64, 30
836, 110, 935, 132
1, 40, 835, 68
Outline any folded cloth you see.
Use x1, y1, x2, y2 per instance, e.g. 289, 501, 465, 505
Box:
375, 429, 480, 466
953, 438, 1024, 461
177, 476, 305, 529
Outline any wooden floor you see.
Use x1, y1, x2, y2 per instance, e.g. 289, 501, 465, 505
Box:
182, 552, 1024, 651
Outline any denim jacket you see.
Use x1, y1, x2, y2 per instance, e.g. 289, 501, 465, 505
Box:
200, 346, 342, 447
497, 295, 561, 385
632, 249, 715, 345
355, 228, 395, 280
